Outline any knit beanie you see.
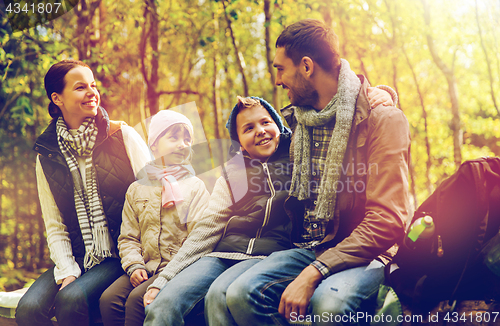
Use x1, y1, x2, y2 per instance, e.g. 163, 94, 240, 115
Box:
148, 110, 194, 147
225, 96, 285, 144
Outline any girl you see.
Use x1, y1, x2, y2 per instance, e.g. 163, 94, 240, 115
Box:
99, 110, 210, 326
16, 60, 150, 326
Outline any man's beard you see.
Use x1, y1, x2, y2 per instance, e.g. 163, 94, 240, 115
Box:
289, 71, 319, 108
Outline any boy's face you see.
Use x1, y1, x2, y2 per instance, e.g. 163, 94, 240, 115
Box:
153, 127, 191, 164
236, 105, 280, 161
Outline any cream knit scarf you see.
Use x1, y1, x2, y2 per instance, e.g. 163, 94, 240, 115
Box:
290, 59, 361, 221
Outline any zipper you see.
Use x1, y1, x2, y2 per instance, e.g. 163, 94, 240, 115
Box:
437, 235, 444, 257
221, 215, 237, 240
247, 161, 276, 254
246, 238, 256, 254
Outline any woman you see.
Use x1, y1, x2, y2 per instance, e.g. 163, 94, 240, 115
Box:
16, 60, 151, 326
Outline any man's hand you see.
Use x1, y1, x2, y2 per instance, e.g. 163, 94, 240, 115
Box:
59, 276, 76, 291
367, 87, 393, 107
143, 288, 160, 307
278, 265, 324, 320
130, 269, 148, 287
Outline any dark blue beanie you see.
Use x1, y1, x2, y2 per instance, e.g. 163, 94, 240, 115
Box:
225, 96, 286, 144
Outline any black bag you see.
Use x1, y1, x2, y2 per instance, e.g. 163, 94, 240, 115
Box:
386, 157, 500, 312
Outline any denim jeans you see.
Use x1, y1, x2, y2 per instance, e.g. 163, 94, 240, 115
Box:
15, 257, 124, 326
221, 248, 385, 326
143, 257, 261, 326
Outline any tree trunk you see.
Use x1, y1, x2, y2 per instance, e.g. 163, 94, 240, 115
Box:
475, 0, 499, 116
212, 13, 222, 142
264, 0, 278, 110
355, 49, 370, 82
74, 0, 102, 61
28, 210, 35, 272
221, 0, 248, 97
0, 168, 3, 264
402, 46, 433, 195
0, 169, 2, 238
409, 154, 418, 210
421, 0, 462, 167
387, 0, 433, 195
140, 0, 160, 116
12, 183, 19, 268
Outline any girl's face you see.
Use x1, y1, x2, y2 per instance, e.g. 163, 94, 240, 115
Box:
153, 126, 192, 164
51, 66, 100, 129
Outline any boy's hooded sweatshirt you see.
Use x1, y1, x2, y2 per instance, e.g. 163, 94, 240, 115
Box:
214, 97, 294, 255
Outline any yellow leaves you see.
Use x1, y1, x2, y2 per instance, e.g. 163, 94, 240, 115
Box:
469, 117, 500, 138
41, 58, 51, 71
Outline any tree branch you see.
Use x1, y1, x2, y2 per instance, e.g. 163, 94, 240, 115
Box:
475, 0, 499, 116
0, 93, 21, 122
157, 90, 199, 96
221, 0, 248, 96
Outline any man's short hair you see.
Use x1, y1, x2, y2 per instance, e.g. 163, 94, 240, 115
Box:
276, 19, 341, 73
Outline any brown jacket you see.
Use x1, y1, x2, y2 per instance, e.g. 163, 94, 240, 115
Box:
282, 75, 411, 275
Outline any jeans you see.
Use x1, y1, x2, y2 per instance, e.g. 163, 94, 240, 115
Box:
143, 257, 261, 326
223, 248, 385, 326
16, 257, 124, 326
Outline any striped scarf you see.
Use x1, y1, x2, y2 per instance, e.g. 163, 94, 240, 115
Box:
290, 59, 361, 221
56, 116, 112, 270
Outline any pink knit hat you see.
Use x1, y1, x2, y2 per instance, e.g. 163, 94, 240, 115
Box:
148, 110, 194, 147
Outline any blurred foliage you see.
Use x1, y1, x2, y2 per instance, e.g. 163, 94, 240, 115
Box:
0, 0, 499, 290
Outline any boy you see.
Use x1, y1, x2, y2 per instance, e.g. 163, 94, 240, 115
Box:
142, 96, 296, 325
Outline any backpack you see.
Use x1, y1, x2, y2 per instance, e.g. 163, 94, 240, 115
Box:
386, 157, 500, 313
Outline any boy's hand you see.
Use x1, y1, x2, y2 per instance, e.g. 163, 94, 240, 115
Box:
367, 87, 393, 107
144, 288, 160, 307
130, 269, 148, 287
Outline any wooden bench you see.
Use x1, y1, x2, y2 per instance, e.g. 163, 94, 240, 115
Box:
1, 287, 497, 326
0, 287, 99, 326
0, 288, 33, 326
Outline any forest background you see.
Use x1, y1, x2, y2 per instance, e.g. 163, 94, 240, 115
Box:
0, 0, 499, 291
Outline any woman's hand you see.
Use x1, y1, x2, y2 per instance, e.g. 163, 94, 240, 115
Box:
130, 269, 149, 287
367, 87, 393, 107
59, 276, 76, 291
143, 288, 160, 307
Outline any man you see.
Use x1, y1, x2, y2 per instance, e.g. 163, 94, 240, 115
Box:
219, 19, 411, 325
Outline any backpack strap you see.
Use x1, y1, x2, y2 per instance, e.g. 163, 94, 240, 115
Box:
472, 159, 488, 212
